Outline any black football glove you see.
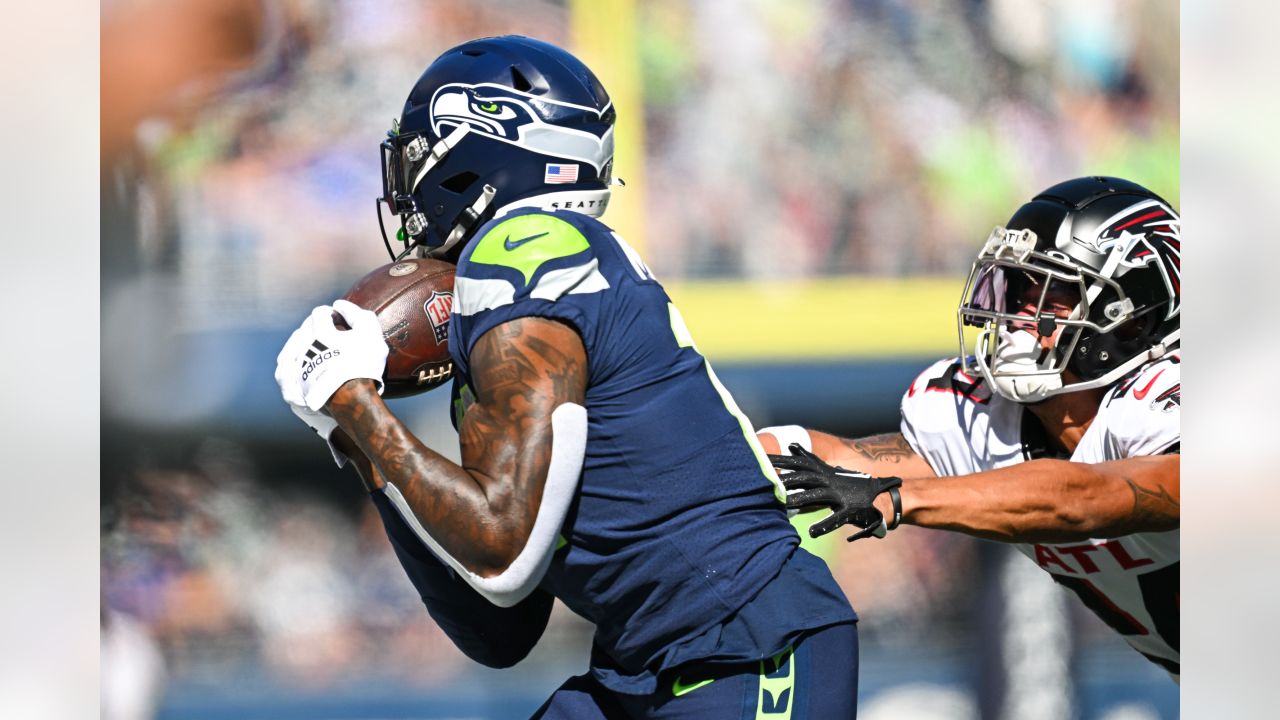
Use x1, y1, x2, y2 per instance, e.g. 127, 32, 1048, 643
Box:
770, 443, 903, 542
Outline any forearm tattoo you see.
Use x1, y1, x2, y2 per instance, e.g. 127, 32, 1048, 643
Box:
327, 318, 587, 574
1124, 476, 1180, 531
841, 433, 917, 464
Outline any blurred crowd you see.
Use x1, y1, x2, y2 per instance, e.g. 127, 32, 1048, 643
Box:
104, 0, 1178, 334
99, 437, 983, 700
642, 0, 1177, 278
101, 440, 557, 690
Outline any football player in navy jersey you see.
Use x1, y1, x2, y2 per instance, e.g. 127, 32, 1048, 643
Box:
760, 177, 1181, 679
274, 36, 859, 718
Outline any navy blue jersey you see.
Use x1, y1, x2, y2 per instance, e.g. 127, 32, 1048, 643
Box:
446, 208, 854, 693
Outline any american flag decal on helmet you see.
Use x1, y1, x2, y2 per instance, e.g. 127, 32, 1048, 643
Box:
544, 163, 579, 184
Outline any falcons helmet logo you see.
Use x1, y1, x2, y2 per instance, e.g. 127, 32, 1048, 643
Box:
1080, 199, 1181, 320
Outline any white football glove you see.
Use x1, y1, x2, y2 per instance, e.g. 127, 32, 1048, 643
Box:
275, 299, 389, 412
275, 330, 349, 467
276, 319, 315, 408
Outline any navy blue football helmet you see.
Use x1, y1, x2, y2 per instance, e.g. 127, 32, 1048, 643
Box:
378, 35, 617, 261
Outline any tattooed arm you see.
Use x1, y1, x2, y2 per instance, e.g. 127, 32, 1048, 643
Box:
758, 429, 936, 478
325, 331, 566, 668
870, 455, 1180, 543
761, 428, 1177, 543
327, 316, 587, 577
329, 428, 384, 493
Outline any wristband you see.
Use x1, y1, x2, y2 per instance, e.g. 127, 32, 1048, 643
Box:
887, 487, 902, 530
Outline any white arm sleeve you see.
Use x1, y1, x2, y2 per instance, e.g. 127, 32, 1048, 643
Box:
381, 402, 587, 608
758, 424, 813, 454
758, 425, 813, 520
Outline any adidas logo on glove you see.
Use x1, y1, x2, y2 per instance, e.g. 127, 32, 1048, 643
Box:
300, 340, 341, 382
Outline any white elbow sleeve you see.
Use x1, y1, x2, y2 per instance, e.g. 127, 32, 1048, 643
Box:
381, 402, 587, 607
759, 424, 813, 454
758, 425, 812, 519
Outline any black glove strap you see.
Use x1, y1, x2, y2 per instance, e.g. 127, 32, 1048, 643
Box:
887, 487, 902, 530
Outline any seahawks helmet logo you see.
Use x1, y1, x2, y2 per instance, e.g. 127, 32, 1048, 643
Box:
429, 83, 613, 171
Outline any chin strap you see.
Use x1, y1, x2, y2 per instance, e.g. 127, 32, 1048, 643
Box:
983, 325, 1181, 403
977, 326, 1065, 403
429, 184, 497, 258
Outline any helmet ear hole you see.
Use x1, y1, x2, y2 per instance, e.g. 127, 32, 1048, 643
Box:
510, 67, 533, 92
440, 171, 479, 194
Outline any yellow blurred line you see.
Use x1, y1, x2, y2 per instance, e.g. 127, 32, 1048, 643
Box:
570, 0, 648, 257
664, 277, 974, 362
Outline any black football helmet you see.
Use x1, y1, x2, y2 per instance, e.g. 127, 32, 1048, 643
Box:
958, 176, 1181, 403
377, 36, 617, 261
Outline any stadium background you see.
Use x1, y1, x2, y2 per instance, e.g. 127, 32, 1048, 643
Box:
100, 1, 1179, 718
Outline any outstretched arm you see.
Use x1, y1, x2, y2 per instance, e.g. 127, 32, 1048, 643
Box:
758, 428, 935, 478
765, 428, 1178, 544
327, 316, 588, 578
877, 455, 1179, 543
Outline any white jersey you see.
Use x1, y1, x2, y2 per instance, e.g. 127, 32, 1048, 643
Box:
899, 355, 1180, 675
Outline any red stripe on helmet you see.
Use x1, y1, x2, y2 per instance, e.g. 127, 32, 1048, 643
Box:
1113, 209, 1166, 232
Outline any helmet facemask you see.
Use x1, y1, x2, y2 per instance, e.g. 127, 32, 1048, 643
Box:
377, 121, 497, 262
958, 226, 1165, 403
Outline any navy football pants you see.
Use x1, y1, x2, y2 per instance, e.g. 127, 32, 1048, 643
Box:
530, 621, 859, 720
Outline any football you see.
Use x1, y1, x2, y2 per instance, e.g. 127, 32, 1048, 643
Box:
338, 257, 456, 398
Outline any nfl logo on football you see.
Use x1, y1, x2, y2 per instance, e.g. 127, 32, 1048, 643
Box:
424, 291, 453, 345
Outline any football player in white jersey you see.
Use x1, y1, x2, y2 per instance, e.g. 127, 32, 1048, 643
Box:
760, 176, 1181, 678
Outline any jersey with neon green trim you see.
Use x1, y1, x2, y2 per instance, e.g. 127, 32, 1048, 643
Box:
447, 207, 855, 694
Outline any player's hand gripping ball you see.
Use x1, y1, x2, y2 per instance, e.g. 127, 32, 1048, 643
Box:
276, 300, 389, 411
337, 258, 457, 397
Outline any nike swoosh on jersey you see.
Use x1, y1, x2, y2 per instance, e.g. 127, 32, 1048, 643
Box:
504, 231, 549, 251
672, 675, 715, 697
1131, 369, 1166, 400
